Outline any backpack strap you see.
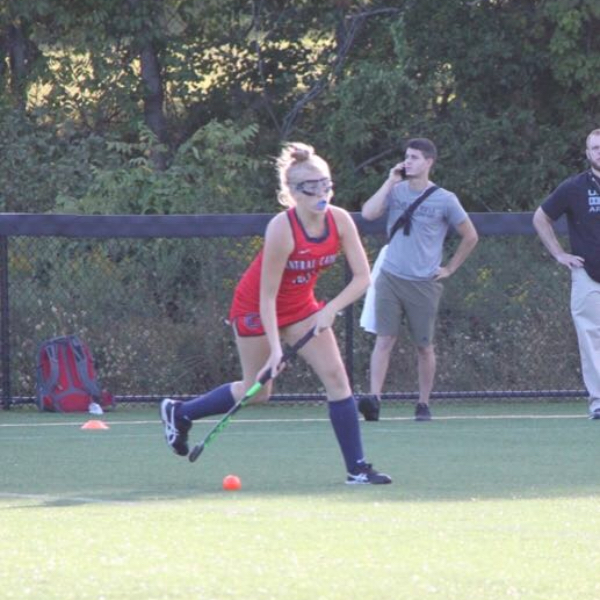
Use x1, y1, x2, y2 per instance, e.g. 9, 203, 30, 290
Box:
37, 340, 61, 396
389, 185, 439, 240
70, 336, 101, 399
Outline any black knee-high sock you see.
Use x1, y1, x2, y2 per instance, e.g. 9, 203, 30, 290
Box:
328, 396, 365, 473
178, 383, 235, 421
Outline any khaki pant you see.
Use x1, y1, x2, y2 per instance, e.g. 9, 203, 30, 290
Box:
373, 269, 443, 347
571, 268, 600, 411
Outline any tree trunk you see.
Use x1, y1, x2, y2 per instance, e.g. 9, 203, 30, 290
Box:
126, 0, 169, 170
7, 23, 28, 109
140, 41, 169, 170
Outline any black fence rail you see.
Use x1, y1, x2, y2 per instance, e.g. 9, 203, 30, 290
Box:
0, 212, 583, 409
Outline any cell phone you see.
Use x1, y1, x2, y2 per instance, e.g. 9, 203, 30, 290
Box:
394, 167, 407, 178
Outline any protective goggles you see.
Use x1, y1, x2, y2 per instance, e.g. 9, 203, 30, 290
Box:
292, 177, 334, 197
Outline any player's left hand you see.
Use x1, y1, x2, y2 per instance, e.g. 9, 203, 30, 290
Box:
257, 346, 285, 382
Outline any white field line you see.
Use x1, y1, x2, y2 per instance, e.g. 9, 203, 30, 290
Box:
0, 413, 586, 429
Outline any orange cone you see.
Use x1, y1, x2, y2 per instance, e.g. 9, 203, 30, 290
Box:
81, 420, 110, 430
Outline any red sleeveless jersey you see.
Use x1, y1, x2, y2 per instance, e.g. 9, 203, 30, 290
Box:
229, 208, 340, 336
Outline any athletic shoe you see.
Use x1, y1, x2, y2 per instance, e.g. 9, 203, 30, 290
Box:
160, 398, 192, 456
88, 402, 104, 415
588, 408, 600, 420
358, 395, 380, 421
414, 402, 432, 421
346, 462, 392, 485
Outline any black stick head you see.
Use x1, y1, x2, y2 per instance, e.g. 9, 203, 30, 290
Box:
188, 443, 204, 463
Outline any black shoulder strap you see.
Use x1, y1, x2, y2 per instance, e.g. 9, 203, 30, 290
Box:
389, 185, 439, 240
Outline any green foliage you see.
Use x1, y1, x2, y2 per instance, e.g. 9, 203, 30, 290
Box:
0, 0, 599, 212
543, 0, 600, 101
0, 106, 103, 212
311, 0, 600, 211
430, 107, 578, 211
56, 120, 265, 214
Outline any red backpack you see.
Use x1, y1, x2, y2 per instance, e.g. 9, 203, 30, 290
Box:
36, 335, 114, 412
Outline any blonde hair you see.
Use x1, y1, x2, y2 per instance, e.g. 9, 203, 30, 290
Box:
276, 142, 329, 208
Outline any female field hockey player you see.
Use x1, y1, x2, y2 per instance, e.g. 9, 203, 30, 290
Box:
161, 142, 391, 485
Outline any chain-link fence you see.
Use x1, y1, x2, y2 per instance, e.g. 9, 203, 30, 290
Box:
0, 213, 585, 408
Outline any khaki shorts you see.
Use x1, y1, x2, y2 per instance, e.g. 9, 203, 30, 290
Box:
374, 269, 443, 346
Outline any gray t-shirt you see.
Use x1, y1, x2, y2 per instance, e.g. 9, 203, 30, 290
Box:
382, 181, 468, 280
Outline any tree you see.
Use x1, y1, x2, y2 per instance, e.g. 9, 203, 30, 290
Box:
310, 0, 600, 210
0, 0, 599, 214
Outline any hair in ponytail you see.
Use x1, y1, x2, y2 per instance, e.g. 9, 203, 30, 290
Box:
276, 142, 329, 207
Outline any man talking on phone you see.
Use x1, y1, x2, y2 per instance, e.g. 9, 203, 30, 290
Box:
360, 138, 478, 421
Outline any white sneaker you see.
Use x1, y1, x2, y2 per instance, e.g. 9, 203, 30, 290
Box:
88, 402, 104, 415
588, 408, 600, 420
588, 399, 600, 419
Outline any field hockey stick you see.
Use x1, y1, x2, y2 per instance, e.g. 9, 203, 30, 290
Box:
188, 326, 316, 463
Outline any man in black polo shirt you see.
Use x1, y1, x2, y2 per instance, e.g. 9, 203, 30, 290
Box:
533, 128, 600, 419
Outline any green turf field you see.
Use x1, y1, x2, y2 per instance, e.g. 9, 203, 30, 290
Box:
1, 402, 599, 600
